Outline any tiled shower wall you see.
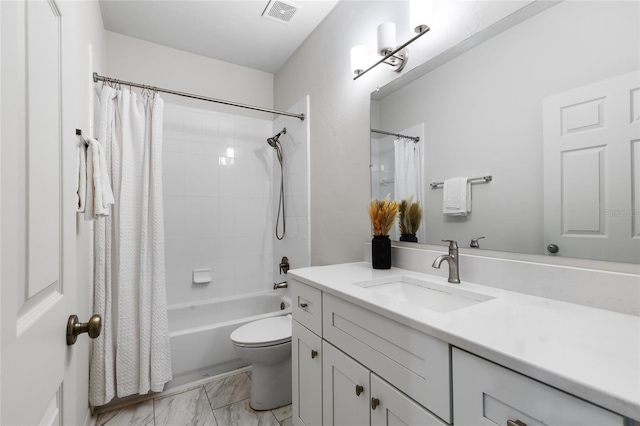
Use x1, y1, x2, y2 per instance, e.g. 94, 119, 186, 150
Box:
163, 103, 274, 307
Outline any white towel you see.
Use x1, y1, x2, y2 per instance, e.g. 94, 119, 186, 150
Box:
84, 141, 95, 220
84, 137, 115, 220
76, 142, 87, 212
443, 177, 472, 216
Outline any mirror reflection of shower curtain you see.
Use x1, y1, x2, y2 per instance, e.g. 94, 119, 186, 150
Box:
394, 137, 425, 242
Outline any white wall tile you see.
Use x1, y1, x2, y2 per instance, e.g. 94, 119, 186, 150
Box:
164, 173, 185, 197
164, 105, 185, 133
163, 103, 276, 307
163, 137, 183, 154
201, 138, 219, 156
183, 196, 203, 239
202, 111, 218, 136
163, 195, 185, 219
163, 151, 184, 175
184, 109, 202, 134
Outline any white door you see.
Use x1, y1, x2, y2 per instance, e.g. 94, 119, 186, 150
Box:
322, 341, 370, 426
292, 320, 322, 426
1, 1, 76, 424
543, 70, 640, 263
370, 374, 445, 426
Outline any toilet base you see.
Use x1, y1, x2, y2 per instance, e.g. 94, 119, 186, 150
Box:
250, 357, 292, 411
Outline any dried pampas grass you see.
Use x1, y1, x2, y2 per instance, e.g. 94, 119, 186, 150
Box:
398, 196, 422, 235
368, 195, 399, 236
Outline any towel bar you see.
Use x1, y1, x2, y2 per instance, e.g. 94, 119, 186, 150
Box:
430, 175, 492, 189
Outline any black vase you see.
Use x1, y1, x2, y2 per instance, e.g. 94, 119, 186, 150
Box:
400, 233, 418, 243
371, 235, 392, 269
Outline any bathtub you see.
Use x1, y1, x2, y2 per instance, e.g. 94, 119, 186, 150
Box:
166, 291, 291, 389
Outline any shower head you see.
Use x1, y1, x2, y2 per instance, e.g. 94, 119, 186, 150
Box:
267, 127, 287, 147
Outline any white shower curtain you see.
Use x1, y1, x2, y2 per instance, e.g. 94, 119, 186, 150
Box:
394, 137, 425, 243
90, 86, 172, 406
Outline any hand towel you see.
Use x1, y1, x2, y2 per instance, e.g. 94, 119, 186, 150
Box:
87, 137, 115, 218
443, 177, 471, 216
76, 142, 87, 213
84, 141, 95, 220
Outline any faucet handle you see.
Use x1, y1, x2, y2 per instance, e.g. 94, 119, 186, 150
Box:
442, 239, 458, 249
470, 236, 485, 248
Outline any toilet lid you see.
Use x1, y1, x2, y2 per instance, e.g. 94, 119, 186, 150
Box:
230, 315, 291, 347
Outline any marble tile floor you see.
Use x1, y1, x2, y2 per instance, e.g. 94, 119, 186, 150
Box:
95, 370, 293, 426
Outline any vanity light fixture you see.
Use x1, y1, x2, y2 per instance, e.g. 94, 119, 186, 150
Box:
351, 8, 430, 80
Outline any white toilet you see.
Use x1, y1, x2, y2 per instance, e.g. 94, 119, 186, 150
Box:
230, 315, 292, 411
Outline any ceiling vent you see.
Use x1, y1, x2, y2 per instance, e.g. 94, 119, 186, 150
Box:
262, 0, 300, 25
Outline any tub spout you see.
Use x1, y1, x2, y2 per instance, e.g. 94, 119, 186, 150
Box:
273, 281, 288, 290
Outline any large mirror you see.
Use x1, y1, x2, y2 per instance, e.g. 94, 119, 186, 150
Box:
370, 0, 640, 264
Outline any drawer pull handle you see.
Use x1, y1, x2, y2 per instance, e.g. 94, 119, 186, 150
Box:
311, 350, 318, 359
300, 303, 308, 308
371, 397, 380, 410
355, 385, 364, 396
507, 421, 526, 426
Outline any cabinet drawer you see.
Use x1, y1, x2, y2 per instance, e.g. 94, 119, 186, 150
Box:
452, 348, 625, 426
323, 293, 451, 423
291, 279, 322, 336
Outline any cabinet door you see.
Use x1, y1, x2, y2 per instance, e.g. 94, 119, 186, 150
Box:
370, 374, 446, 426
293, 321, 322, 426
322, 342, 370, 426
452, 348, 624, 426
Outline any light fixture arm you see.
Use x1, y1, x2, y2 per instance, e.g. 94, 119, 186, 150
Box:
353, 26, 430, 81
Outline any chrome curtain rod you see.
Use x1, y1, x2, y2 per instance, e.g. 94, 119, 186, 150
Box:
92, 73, 305, 121
430, 175, 493, 189
371, 128, 420, 142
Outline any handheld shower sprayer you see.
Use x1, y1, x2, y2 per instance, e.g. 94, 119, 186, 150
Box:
267, 128, 286, 147
268, 128, 287, 240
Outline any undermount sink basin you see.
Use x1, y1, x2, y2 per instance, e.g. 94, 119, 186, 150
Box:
353, 276, 495, 313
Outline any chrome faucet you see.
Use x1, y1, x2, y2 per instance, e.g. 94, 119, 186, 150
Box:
273, 281, 288, 290
432, 240, 460, 284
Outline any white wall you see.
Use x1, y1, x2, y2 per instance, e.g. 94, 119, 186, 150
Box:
162, 103, 274, 306
57, 1, 105, 425
377, 1, 640, 255
104, 31, 274, 119
274, 0, 538, 266
273, 96, 311, 283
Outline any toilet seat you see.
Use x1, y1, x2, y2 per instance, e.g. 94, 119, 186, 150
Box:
231, 315, 291, 348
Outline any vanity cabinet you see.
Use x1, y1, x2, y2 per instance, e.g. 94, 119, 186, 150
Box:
452, 348, 625, 426
292, 278, 450, 426
322, 341, 445, 426
291, 277, 633, 426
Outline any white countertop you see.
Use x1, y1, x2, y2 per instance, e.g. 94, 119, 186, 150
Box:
289, 262, 640, 421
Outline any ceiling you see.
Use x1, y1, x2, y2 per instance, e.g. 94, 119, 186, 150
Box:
99, 0, 340, 74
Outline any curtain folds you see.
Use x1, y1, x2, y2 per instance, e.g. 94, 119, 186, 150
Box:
90, 86, 172, 407
394, 137, 425, 242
